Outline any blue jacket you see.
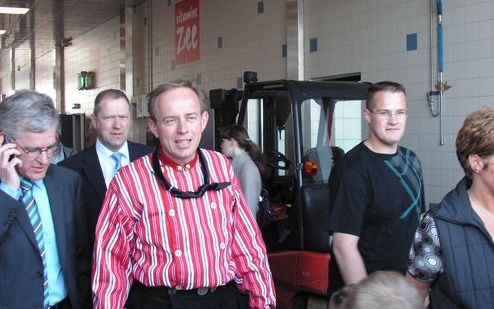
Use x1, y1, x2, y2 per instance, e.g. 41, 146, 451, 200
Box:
0, 165, 87, 309
429, 177, 494, 309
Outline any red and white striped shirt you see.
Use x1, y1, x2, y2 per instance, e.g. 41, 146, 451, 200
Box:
92, 149, 276, 308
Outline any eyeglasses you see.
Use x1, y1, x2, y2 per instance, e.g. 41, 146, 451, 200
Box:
371, 109, 408, 119
7, 135, 61, 158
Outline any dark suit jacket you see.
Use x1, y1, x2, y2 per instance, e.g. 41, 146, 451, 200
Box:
60, 141, 151, 307
0, 165, 86, 309
60, 141, 152, 248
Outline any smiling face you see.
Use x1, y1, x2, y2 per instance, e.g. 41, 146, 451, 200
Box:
364, 90, 407, 153
15, 126, 58, 180
148, 87, 209, 164
91, 97, 131, 151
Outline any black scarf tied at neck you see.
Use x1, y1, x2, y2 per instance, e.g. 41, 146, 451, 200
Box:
151, 146, 230, 199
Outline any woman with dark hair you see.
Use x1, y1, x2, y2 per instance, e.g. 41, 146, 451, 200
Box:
219, 125, 269, 217
407, 107, 494, 308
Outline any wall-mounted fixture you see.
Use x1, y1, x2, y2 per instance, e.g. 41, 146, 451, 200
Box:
0, 7, 29, 14
60, 37, 72, 48
427, 0, 451, 146
78, 71, 95, 90
133, 94, 149, 118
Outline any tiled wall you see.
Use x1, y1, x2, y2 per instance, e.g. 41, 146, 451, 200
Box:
303, 0, 494, 203
13, 41, 31, 91
64, 17, 122, 116
35, 50, 56, 107
0, 49, 11, 94
1, 0, 494, 204
132, 0, 286, 93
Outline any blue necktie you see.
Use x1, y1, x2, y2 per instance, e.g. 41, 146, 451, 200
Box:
20, 178, 49, 309
111, 152, 123, 177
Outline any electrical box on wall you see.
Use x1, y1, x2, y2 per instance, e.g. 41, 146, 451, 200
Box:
78, 71, 95, 90
133, 94, 149, 117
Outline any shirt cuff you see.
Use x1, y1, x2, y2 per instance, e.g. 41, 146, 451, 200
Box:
0, 182, 22, 200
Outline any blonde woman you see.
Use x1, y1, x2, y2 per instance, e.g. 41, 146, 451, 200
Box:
407, 107, 494, 308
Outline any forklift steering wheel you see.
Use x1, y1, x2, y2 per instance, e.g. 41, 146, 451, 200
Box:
267, 150, 291, 170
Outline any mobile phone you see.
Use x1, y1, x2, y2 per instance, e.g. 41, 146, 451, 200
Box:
2, 134, 15, 162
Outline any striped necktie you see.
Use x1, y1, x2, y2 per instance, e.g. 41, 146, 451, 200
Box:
20, 178, 49, 309
111, 152, 123, 177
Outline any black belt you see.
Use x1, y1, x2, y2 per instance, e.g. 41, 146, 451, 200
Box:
167, 284, 219, 296
133, 280, 232, 296
49, 297, 70, 309
127, 280, 246, 309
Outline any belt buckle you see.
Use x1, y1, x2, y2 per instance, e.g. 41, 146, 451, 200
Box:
197, 287, 209, 296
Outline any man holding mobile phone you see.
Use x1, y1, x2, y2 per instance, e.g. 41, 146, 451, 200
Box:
0, 90, 88, 309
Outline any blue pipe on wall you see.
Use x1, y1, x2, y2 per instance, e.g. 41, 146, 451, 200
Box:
436, 0, 443, 73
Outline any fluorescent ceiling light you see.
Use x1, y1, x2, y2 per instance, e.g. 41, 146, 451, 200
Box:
0, 7, 29, 14
0, 30, 6, 35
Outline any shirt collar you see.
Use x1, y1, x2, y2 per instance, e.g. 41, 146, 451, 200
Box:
21, 177, 44, 189
158, 147, 198, 171
95, 139, 129, 160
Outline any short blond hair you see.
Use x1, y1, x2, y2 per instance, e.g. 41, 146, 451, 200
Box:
456, 107, 494, 178
147, 80, 208, 121
330, 271, 423, 309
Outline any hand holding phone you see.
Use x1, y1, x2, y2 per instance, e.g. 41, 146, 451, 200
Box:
0, 133, 21, 189
1, 134, 15, 162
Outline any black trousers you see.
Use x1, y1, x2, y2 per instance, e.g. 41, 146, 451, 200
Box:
126, 281, 250, 309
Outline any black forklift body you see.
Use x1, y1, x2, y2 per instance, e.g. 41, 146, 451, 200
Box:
211, 78, 370, 254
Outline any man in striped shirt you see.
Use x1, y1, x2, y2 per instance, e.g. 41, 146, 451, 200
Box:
92, 80, 276, 308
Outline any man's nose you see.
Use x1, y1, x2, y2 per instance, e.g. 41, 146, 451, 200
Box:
38, 150, 50, 163
112, 117, 122, 128
176, 119, 188, 133
388, 113, 398, 123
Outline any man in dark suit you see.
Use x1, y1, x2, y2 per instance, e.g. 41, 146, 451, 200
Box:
60, 90, 151, 303
61, 89, 151, 247
0, 90, 87, 308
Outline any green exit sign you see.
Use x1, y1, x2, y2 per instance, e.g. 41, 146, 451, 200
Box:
78, 71, 95, 90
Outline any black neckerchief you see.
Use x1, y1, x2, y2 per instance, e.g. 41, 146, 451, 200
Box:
151, 146, 230, 199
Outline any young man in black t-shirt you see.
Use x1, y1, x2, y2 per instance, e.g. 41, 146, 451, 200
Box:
328, 81, 425, 293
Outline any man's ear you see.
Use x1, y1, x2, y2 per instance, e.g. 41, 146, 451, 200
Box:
363, 107, 372, 124
148, 118, 159, 138
90, 114, 97, 128
201, 111, 209, 132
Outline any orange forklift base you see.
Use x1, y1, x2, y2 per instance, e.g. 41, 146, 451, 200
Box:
268, 250, 331, 309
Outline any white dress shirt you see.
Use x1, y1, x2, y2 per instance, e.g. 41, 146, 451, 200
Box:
95, 139, 130, 187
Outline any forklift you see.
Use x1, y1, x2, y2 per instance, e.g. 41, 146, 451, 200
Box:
210, 72, 370, 308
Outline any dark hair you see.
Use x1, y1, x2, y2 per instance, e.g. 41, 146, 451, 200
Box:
93, 89, 130, 115
456, 107, 494, 178
0, 90, 59, 138
147, 80, 208, 121
365, 81, 406, 110
218, 125, 270, 182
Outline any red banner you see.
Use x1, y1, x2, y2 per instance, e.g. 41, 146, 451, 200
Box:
175, 0, 200, 65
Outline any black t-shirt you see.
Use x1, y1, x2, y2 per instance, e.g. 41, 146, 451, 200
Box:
328, 142, 425, 292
